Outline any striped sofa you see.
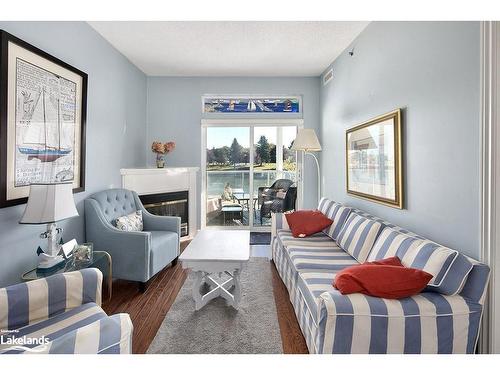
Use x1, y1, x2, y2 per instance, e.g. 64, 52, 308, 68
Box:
271, 198, 490, 354
0, 268, 133, 354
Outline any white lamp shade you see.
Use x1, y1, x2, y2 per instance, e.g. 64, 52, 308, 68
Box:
19, 183, 79, 224
291, 129, 322, 151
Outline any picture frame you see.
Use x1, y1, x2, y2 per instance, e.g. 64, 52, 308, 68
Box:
202, 95, 302, 114
345, 109, 403, 209
0, 30, 87, 208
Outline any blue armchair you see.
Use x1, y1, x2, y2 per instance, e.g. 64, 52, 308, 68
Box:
85, 189, 180, 288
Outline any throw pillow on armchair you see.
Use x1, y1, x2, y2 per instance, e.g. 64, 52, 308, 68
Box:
114, 210, 144, 231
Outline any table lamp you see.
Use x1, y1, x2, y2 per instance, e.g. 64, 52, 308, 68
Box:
291, 128, 322, 202
19, 182, 79, 270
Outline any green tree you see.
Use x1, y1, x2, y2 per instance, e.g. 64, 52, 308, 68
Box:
207, 147, 216, 165
229, 138, 243, 167
270, 144, 276, 163
214, 147, 229, 165
256, 135, 271, 166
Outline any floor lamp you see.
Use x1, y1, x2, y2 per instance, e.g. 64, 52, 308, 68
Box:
291, 129, 322, 202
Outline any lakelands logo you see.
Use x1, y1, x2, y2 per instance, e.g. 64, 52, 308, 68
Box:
0, 329, 50, 353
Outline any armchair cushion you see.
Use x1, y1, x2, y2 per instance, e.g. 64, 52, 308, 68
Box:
150, 231, 179, 275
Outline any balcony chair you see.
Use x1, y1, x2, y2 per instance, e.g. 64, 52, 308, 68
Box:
258, 179, 297, 224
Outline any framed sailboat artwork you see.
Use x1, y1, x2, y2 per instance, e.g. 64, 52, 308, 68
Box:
0, 30, 87, 207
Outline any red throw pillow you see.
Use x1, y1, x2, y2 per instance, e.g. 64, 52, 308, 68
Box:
365, 256, 404, 267
333, 258, 433, 299
285, 210, 333, 238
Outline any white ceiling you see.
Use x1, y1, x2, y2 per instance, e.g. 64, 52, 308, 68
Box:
88, 21, 369, 77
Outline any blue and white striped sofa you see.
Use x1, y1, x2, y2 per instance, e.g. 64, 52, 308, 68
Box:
0, 268, 133, 354
271, 198, 490, 354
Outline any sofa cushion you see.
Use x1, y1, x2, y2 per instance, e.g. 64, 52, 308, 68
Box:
277, 229, 339, 251
318, 198, 352, 241
367, 227, 424, 261
287, 243, 358, 273
352, 209, 424, 238
0, 302, 106, 353
336, 212, 383, 263
397, 241, 473, 295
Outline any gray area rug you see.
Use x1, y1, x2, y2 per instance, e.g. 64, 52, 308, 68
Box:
147, 257, 283, 354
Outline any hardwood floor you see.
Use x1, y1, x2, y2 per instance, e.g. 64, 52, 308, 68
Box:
270, 260, 309, 354
102, 242, 308, 354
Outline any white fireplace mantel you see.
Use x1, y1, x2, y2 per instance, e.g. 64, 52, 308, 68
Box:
120, 167, 199, 239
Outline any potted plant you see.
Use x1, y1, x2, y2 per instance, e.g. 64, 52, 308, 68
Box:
152, 141, 175, 168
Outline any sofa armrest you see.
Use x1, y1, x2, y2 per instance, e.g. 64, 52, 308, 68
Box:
271, 212, 289, 238
315, 290, 484, 354
9, 313, 133, 354
0, 269, 102, 331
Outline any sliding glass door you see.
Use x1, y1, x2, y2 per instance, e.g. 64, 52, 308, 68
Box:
203, 122, 301, 230
252, 126, 298, 227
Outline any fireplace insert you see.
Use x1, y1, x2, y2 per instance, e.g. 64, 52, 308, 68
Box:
139, 191, 188, 237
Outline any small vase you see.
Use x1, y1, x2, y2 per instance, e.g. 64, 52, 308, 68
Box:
156, 159, 165, 168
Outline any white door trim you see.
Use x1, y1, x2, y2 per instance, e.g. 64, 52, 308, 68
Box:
480, 20, 499, 354
200, 119, 304, 230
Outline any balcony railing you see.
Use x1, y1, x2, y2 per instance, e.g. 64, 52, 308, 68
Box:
206, 169, 296, 197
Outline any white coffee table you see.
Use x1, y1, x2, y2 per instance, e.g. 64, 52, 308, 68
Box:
180, 230, 250, 310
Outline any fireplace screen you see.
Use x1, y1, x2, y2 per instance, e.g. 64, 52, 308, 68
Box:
139, 191, 189, 237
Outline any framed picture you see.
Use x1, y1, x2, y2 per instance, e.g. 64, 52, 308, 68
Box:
202, 95, 301, 114
346, 109, 403, 209
0, 30, 87, 208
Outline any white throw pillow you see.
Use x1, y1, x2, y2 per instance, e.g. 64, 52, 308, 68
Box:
114, 210, 143, 231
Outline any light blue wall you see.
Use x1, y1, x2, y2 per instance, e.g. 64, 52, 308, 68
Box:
0, 22, 147, 287
146, 77, 321, 219
320, 21, 481, 258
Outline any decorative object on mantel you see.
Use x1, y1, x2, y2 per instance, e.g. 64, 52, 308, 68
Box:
19, 182, 79, 271
152, 141, 175, 168
0, 30, 88, 208
346, 109, 403, 209
291, 128, 322, 200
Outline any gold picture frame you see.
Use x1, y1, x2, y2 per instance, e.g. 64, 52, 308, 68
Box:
345, 109, 403, 209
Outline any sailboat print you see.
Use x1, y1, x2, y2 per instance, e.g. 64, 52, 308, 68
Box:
18, 88, 72, 163
247, 100, 256, 111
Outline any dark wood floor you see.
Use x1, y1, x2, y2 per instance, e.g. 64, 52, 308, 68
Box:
270, 260, 309, 353
102, 242, 308, 354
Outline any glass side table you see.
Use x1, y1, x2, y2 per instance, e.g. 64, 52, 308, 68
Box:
22, 251, 112, 301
